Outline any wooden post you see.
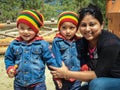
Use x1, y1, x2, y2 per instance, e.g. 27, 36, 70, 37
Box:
107, 0, 120, 37
106, 0, 113, 18
0, 23, 6, 28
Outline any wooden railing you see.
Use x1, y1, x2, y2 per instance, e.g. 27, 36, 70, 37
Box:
0, 20, 58, 54
0, 20, 58, 38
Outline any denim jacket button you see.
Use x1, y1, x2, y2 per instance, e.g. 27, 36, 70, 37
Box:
24, 61, 27, 63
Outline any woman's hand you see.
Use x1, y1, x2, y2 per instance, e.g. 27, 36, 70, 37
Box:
49, 62, 69, 79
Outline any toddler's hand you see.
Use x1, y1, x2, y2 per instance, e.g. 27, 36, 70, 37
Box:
7, 65, 18, 78
7, 69, 15, 78
56, 79, 62, 89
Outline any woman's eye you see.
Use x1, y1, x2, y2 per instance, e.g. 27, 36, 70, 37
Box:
89, 23, 95, 27
80, 23, 86, 27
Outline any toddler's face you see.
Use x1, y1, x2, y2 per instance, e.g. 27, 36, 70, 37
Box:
59, 22, 77, 40
18, 23, 36, 42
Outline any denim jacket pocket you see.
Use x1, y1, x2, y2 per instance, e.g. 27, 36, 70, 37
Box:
31, 46, 42, 54
31, 47, 43, 60
59, 43, 69, 54
13, 47, 22, 55
10, 47, 22, 66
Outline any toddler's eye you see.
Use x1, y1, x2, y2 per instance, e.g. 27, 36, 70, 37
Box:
28, 28, 33, 31
70, 26, 76, 29
19, 27, 24, 30
62, 26, 66, 29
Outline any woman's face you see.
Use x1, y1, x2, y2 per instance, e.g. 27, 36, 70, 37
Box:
78, 15, 103, 42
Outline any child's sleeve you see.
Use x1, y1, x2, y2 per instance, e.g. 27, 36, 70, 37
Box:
51, 40, 62, 67
4, 43, 15, 70
42, 41, 61, 67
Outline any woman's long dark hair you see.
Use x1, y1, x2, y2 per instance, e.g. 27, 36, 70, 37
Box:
77, 4, 103, 29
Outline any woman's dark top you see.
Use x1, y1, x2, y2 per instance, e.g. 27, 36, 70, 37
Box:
78, 30, 120, 78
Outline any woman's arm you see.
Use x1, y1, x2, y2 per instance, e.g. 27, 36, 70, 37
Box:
67, 70, 96, 81
50, 62, 97, 82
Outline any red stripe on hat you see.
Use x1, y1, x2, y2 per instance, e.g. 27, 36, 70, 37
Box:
59, 12, 78, 18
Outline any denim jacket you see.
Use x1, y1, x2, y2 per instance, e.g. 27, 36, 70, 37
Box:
52, 37, 81, 71
4, 40, 58, 87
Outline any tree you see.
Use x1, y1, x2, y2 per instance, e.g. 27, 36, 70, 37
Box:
0, 0, 106, 23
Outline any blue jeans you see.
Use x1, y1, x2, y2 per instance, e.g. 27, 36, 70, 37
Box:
14, 82, 46, 90
81, 77, 120, 90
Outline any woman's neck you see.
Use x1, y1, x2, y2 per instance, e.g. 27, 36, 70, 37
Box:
88, 39, 97, 48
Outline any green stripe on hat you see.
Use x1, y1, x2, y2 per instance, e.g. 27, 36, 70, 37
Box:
19, 13, 40, 27
31, 10, 44, 23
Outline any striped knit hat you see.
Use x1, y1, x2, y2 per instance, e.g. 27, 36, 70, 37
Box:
58, 11, 78, 30
17, 10, 44, 34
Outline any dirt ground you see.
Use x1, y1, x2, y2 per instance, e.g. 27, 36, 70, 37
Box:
0, 55, 55, 90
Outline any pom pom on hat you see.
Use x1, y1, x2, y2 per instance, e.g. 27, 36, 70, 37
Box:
58, 11, 78, 30
17, 10, 44, 34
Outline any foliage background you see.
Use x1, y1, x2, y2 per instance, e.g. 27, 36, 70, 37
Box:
0, 0, 106, 23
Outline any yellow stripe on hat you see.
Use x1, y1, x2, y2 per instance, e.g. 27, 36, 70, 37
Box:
21, 10, 43, 27
17, 15, 39, 30
21, 10, 40, 22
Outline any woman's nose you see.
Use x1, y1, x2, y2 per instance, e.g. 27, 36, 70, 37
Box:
86, 26, 91, 31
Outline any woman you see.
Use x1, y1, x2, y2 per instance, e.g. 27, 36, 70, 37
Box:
50, 4, 120, 90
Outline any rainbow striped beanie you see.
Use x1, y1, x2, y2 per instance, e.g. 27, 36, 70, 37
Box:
17, 10, 44, 34
58, 11, 78, 30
